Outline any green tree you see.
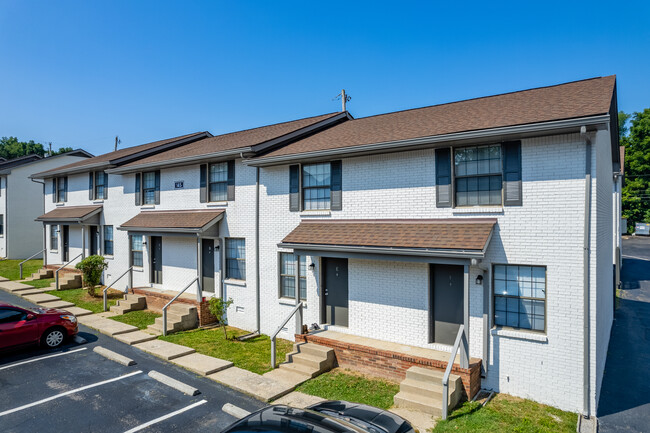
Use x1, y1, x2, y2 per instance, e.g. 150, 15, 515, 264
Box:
75, 255, 108, 296
622, 109, 650, 229
208, 297, 234, 339
0, 137, 74, 160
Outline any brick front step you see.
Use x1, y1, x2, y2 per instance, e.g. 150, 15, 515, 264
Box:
132, 288, 216, 327
295, 332, 482, 401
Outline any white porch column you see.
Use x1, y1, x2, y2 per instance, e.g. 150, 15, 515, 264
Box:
461, 264, 470, 369
81, 225, 86, 259
42, 223, 47, 267
295, 254, 303, 334
196, 235, 203, 302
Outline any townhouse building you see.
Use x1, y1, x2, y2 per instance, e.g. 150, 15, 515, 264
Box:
0, 150, 92, 259
32, 76, 620, 417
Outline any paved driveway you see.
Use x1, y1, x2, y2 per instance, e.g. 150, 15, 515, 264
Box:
0, 289, 264, 433
598, 236, 650, 433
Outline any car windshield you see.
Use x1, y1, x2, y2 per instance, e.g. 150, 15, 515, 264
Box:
314, 409, 387, 433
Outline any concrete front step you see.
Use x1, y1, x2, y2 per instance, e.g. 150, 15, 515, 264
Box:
133, 339, 195, 360
27, 269, 54, 280
65, 306, 93, 317
110, 294, 146, 315
146, 303, 198, 335
172, 353, 233, 376
393, 366, 463, 416
50, 274, 83, 290
114, 330, 158, 345
208, 367, 294, 402
278, 361, 320, 378
289, 352, 331, 371
393, 391, 445, 416
263, 368, 312, 388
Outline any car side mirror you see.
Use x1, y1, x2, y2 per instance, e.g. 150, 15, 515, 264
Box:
26, 314, 36, 321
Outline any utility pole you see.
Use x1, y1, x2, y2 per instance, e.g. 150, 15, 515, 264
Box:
48, 142, 52, 157
340, 89, 351, 112
115, 136, 121, 151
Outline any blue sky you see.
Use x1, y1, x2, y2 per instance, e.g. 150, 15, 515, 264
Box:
1, 1, 648, 155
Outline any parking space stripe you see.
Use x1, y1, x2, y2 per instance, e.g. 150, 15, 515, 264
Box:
0, 370, 142, 417
123, 399, 208, 433
0, 348, 87, 371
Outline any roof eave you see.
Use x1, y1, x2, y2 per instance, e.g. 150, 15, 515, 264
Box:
277, 242, 486, 259
106, 147, 253, 174
246, 114, 611, 167
108, 132, 213, 165
31, 161, 114, 179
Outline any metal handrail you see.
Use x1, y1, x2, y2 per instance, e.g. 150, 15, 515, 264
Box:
103, 266, 134, 311
442, 324, 466, 420
19, 249, 46, 279
55, 253, 83, 290
270, 302, 304, 368
162, 277, 199, 336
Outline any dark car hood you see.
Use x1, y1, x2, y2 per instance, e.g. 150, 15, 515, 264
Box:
307, 401, 414, 433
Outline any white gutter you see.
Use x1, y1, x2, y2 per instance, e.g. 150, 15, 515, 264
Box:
246, 115, 610, 167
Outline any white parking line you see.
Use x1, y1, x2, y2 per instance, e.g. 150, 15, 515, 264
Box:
0, 348, 87, 371
622, 254, 650, 262
0, 370, 142, 417
123, 399, 208, 433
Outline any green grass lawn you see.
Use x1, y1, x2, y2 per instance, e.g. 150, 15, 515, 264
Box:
0, 259, 43, 280
432, 394, 577, 433
111, 310, 161, 329
296, 369, 399, 410
44, 288, 123, 313
28, 278, 55, 289
159, 326, 294, 375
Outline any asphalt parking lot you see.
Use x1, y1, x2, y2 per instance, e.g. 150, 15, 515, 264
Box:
0, 290, 264, 433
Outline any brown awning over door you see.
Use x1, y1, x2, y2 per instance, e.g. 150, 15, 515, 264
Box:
36, 205, 103, 224
118, 209, 224, 234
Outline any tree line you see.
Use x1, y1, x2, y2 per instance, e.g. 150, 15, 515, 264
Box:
620, 108, 650, 231
0, 136, 73, 160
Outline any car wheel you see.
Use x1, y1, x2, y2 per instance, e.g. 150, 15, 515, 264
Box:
42, 328, 65, 348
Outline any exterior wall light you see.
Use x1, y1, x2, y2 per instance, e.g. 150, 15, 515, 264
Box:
475, 274, 484, 285
309, 262, 316, 270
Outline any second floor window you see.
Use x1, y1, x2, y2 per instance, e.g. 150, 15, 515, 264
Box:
54, 177, 67, 203
209, 162, 228, 202
89, 171, 108, 200
135, 171, 160, 206
131, 235, 143, 267
454, 145, 502, 206
302, 163, 331, 210
50, 225, 58, 250
104, 226, 114, 255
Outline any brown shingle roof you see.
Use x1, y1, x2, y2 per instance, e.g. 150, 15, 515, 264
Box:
282, 219, 496, 251
32, 131, 208, 178
115, 112, 342, 169
36, 205, 103, 221
119, 210, 224, 230
257, 76, 616, 159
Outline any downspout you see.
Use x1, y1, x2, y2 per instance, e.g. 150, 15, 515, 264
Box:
581, 126, 592, 417
255, 166, 261, 333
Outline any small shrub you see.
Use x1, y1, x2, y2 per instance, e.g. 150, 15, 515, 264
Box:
208, 297, 234, 339
75, 255, 108, 296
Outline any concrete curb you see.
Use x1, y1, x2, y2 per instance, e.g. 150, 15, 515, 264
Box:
148, 370, 200, 396
222, 403, 251, 419
93, 346, 137, 366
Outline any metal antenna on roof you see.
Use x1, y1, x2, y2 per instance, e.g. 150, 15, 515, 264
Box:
115, 136, 121, 151
333, 89, 351, 112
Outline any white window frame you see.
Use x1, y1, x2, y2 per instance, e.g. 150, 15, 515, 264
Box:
225, 238, 246, 281
493, 264, 546, 333
278, 252, 306, 300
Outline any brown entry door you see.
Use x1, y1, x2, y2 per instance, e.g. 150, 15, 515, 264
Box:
323, 258, 349, 327
431, 264, 464, 345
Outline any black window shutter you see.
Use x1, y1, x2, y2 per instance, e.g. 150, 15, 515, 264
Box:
135, 173, 141, 206
199, 164, 207, 203
103, 172, 109, 199
330, 160, 342, 211
154, 171, 161, 204
227, 160, 235, 201
89, 172, 94, 200
289, 165, 300, 212
435, 148, 452, 208
63, 177, 68, 202
52, 178, 57, 203
502, 141, 522, 206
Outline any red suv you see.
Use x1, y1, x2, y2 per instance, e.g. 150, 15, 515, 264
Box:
0, 302, 78, 351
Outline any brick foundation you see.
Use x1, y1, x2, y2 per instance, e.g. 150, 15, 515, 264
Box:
295, 333, 482, 400
131, 288, 218, 327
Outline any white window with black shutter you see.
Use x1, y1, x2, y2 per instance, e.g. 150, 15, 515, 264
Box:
52, 177, 68, 203
199, 160, 235, 203
89, 171, 108, 200
289, 161, 342, 212
134, 171, 160, 206
435, 141, 522, 208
